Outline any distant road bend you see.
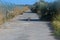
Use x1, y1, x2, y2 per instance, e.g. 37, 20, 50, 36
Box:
0, 10, 56, 40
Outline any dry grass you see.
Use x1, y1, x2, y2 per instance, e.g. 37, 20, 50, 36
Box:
0, 6, 30, 25
23, 6, 30, 12
0, 13, 4, 25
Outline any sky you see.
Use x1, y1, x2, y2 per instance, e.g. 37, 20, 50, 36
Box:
1, 0, 56, 5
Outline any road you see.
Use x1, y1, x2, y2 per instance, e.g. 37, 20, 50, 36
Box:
0, 10, 56, 40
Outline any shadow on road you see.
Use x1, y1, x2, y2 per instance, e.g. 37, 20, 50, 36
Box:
18, 19, 40, 21
18, 19, 52, 22
47, 23, 60, 40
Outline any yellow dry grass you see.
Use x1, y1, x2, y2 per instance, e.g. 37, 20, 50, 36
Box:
13, 6, 29, 16
23, 6, 29, 11
53, 21, 60, 28
0, 13, 4, 25
13, 7, 24, 16
0, 6, 30, 25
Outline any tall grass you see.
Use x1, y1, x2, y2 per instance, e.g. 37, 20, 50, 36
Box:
4, 6, 29, 21
52, 14, 60, 36
51, 0, 60, 36
0, 1, 27, 24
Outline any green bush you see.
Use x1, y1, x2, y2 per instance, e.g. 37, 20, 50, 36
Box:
52, 15, 60, 36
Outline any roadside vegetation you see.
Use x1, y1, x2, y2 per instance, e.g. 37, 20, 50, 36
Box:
31, 0, 60, 37
0, 1, 29, 25
52, 0, 60, 36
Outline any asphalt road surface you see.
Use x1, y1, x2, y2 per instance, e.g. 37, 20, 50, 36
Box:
0, 10, 56, 40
